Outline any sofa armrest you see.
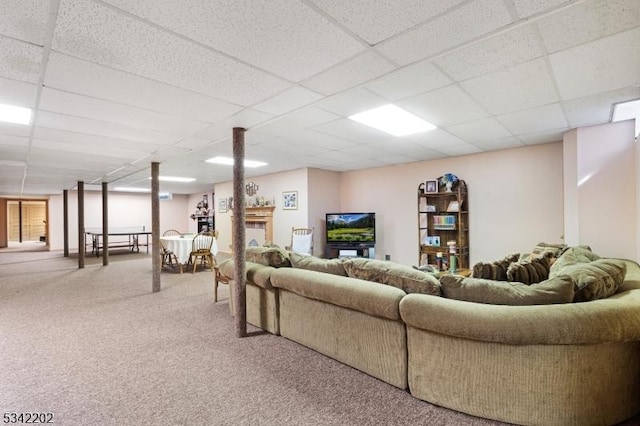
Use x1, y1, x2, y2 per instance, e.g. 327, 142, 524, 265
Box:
400, 288, 640, 345
271, 268, 405, 321
218, 259, 276, 290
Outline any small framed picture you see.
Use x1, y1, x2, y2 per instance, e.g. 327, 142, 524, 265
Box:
425, 180, 438, 193
424, 236, 441, 247
283, 191, 298, 210
218, 197, 227, 213
447, 200, 461, 212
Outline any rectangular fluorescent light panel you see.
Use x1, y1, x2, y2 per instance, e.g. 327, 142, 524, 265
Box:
149, 176, 196, 182
0, 103, 32, 125
348, 104, 436, 137
612, 99, 640, 138
206, 156, 268, 168
113, 187, 151, 193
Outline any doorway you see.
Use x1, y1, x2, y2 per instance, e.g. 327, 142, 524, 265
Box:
6, 200, 48, 248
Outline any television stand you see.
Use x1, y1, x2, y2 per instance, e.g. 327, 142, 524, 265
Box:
325, 244, 375, 259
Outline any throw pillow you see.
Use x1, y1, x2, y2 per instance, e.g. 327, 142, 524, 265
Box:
343, 258, 440, 296
439, 275, 575, 305
506, 256, 552, 285
289, 252, 347, 276
245, 246, 291, 268
552, 258, 626, 302
471, 253, 520, 280
549, 246, 600, 275
519, 242, 567, 262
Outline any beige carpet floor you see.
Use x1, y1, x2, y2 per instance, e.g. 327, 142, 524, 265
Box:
0, 250, 638, 426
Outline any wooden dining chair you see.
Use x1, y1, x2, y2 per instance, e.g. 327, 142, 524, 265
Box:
288, 227, 314, 255
161, 229, 182, 272
188, 231, 215, 273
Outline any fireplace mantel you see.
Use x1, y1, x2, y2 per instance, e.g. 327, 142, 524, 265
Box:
231, 206, 275, 246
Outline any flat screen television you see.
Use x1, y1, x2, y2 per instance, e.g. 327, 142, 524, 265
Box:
325, 213, 375, 245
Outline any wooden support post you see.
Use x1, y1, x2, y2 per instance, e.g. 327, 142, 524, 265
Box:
232, 127, 247, 337
151, 162, 161, 293
78, 181, 85, 269
102, 182, 109, 266
63, 189, 69, 257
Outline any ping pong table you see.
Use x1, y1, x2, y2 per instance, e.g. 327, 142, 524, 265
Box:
85, 227, 152, 257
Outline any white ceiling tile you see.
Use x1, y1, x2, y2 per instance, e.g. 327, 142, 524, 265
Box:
35, 111, 181, 145
0, 0, 50, 45
45, 53, 243, 123
173, 137, 215, 150
308, 0, 466, 45
193, 109, 275, 140
398, 85, 489, 127
277, 107, 341, 129
103, 0, 366, 82
0, 76, 38, 108
436, 142, 483, 156
407, 129, 468, 150
302, 51, 396, 96
518, 129, 566, 145
317, 88, 387, 117
376, 0, 513, 65
52, 0, 290, 106
563, 87, 640, 128
253, 86, 324, 115
0, 122, 31, 138
33, 127, 162, 153
461, 57, 559, 114
511, 0, 572, 18
0, 36, 42, 83
549, 27, 640, 100
435, 24, 545, 81
497, 103, 568, 134
32, 138, 146, 160
471, 137, 524, 150
445, 118, 513, 142
365, 61, 452, 101
39, 88, 210, 135
537, 0, 640, 53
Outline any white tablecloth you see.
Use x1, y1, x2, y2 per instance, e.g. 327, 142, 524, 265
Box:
160, 235, 218, 264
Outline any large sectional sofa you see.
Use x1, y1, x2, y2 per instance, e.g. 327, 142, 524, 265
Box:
218, 245, 640, 426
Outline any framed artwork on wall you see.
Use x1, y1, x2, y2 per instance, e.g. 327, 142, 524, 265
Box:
218, 198, 227, 213
283, 191, 298, 210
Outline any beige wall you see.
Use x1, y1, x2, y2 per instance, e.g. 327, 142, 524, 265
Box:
563, 120, 638, 259
340, 142, 565, 266
48, 191, 190, 251
214, 168, 309, 252
308, 168, 341, 256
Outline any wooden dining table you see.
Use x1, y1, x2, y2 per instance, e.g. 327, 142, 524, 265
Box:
160, 234, 219, 265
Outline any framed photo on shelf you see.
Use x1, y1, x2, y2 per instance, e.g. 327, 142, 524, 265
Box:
218, 197, 227, 213
425, 180, 438, 193
447, 201, 460, 212
423, 236, 441, 247
283, 191, 298, 210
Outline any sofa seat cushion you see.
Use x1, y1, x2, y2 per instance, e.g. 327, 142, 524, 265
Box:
439, 274, 575, 305
271, 268, 405, 320
289, 252, 347, 276
343, 258, 441, 296
245, 246, 291, 268
218, 259, 276, 289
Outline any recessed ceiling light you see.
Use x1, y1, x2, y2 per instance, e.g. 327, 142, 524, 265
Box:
113, 187, 151, 193
0, 103, 32, 125
206, 156, 268, 168
348, 104, 436, 137
148, 176, 196, 182
612, 98, 640, 138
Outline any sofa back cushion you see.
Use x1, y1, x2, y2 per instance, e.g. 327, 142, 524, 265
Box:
472, 253, 520, 280
506, 256, 552, 285
245, 246, 291, 268
439, 275, 575, 305
343, 258, 441, 296
289, 252, 347, 276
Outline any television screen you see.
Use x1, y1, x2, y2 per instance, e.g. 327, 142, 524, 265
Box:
326, 213, 375, 245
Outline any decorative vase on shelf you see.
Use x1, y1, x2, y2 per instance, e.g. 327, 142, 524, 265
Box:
445, 181, 453, 192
